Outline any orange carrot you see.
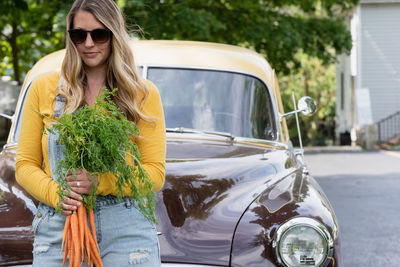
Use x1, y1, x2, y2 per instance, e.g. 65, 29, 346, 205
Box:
71, 211, 81, 267
61, 215, 70, 254
86, 222, 102, 267
62, 238, 68, 267
68, 223, 73, 267
87, 208, 102, 266
62, 221, 71, 267
77, 204, 85, 256
82, 207, 92, 267
82, 248, 90, 267
87, 209, 99, 250
83, 222, 94, 267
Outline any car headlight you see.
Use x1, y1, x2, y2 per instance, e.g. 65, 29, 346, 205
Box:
273, 217, 333, 267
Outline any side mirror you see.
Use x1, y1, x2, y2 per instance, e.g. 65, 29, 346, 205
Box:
279, 95, 317, 154
280, 96, 317, 118
298, 96, 317, 116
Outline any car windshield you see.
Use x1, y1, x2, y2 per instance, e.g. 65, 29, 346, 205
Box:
147, 68, 277, 140
13, 68, 277, 143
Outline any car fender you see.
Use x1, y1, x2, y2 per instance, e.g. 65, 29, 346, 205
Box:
230, 170, 340, 266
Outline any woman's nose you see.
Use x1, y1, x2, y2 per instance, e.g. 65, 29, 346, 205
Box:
84, 33, 95, 47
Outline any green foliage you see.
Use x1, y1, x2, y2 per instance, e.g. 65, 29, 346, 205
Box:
122, 0, 358, 74
280, 53, 337, 146
0, 41, 12, 77
44, 89, 157, 224
0, 0, 69, 83
1, 0, 358, 81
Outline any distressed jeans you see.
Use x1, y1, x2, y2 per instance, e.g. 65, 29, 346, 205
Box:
32, 197, 161, 267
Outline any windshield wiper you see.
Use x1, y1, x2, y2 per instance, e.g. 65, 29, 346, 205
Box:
166, 127, 235, 141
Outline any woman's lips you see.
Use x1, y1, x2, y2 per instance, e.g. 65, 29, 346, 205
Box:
83, 52, 98, 57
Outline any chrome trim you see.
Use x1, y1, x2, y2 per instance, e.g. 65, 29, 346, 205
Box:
8, 68, 61, 144
2, 142, 17, 150
162, 264, 218, 267
165, 131, 288, 150
235, 136, 287, 149
142, 65, 148, 79
294, 149, 309, 175
9, 81, 31, 144
0, 112, 13, 121
272, 217, 334, 267
167, 127, 234, 141
141, 64, 281, 142
280, 109, 303, 118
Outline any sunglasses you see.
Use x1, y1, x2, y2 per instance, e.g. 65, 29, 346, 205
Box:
68, 28, 112, 44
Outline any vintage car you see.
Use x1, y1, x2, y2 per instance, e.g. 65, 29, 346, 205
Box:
0, 40, 339, 267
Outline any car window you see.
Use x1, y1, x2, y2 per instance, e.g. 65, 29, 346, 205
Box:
147, 68, 277, 140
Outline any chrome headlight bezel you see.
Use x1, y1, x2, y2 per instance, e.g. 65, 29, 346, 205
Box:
272, 217, 334, 267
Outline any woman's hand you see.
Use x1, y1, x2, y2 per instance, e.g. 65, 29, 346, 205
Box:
61, 190, 82, 215
65, 169, 98, 195
61, 169, 98, 215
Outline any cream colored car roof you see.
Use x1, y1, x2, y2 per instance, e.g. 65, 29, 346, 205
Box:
23, 40, 275, 91
15, 40, 288, 144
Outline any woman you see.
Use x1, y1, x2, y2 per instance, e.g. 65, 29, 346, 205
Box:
16, 0, 165, 266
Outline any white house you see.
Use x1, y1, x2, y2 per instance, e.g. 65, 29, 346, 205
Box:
336, 0, 400, 148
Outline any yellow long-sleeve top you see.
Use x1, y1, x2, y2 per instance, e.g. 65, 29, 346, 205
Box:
16, 72, 166, 209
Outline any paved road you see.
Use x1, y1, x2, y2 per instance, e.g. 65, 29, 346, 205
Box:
305, 150, 400, 267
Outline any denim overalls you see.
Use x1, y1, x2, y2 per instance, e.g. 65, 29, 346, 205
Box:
32, 76, 161, 267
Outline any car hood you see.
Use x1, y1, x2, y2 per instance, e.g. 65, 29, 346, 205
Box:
156, 135, 295, 265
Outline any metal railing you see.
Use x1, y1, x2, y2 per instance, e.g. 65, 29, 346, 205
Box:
377, 111, 400, 144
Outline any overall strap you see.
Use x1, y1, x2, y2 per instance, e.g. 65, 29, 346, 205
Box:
53, 75, 67, 118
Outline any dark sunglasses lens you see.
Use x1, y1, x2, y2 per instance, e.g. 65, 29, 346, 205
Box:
69, 30, 87, 44
91, 29, 111, 43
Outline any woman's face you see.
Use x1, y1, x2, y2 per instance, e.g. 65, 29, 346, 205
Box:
72, 10, 111, 72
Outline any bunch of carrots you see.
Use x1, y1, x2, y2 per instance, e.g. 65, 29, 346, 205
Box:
61, 205, 103, 267
41, 89, 156, 266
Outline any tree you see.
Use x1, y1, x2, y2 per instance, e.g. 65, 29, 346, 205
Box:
120, 0, 354, 146
279, 53, 337, 146
0, 0, 69, 84
1, 0, 358, 82
121, 0, 358, 74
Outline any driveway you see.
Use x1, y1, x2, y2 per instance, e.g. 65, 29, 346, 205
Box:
305, 150, 400, 266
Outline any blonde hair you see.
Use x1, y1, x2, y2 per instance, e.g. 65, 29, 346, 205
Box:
60, 0, 148, 123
